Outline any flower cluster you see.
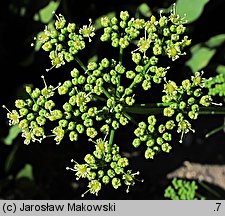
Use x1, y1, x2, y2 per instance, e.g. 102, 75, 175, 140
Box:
164, 178, 203, 200
37, 13, 95, 71
132, 72, 213, 159
67, 138, 142, 196
2, 6, 215, 196
100, 8, 191, 61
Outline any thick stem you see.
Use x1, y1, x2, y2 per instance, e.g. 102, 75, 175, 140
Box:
124, 106, 164, 115
108, 129, 115, 153
124, 104, 225, 115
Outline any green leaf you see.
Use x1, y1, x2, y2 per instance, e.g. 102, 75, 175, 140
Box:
216, 65, 225, 76
33, 1, 60, 24
176, 0, 209, 23
88, 55, 98, 64
16, 164, 34, 180
186, 46, 216, 72
138, 3, 152, 17
3, 125, 21, 146
206, 34, 225, 48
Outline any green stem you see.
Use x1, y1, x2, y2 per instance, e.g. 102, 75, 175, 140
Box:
199, 181, 221, 198
143, 59, 153, 71
205, 124, 225, 138
122, 110, 137, 125
108, 129, 115, 153
102, 88, 112, 99
92, 95, 106, 102
119, 47, 123, 64
124, 106, 164, 115
199, 107, 225, 115
74, 56, 87, 72
124, 104, 225, 115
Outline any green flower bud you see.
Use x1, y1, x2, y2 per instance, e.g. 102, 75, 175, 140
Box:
148, 115, 156, 125
163, 107, 175, 117
199, 95, 212, 107
69, 131, 78, 141
112, 177, 121, 189
19, 108, 29, 116
15, 99, 26, 109
165, 120, 175, 130
101, 16, 110, 27
158, 124, 165, 133
126, 70, 136, 79
45, 100, 55, 110
102, 175, 110, 184
132, 138, 141, 148
36, 116, 46, 126
76, 124, 85, 134
179, 101, 186, 110
146, 138, 154, 147
19, 119, 29, 130
59, 119, 68, 128
27, 113, 35, 121
107, 169, 115, 178
132, 52, 141, 64
161, 143, 172, 153
117, 157, 129, 167
156, 137, 164, 145
188, 111, 198, 120
86, 127, 97, 138
162, 132, 172, 142
84, 154, 95, 164
120, 11, 129, 21
145, 148, 155, 159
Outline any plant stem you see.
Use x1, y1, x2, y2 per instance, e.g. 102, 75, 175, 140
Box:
199, 107, 225, 115
92, 95, 106, 102
124, 104, 225, 115
101, 88, 112, 99
124, 106, 164, 115
119, 47, 123, 64
108, 129, 115, 153
122, 110, 137, 125
121, 59, 153, 98
205, 124, 225, 138
74, 56, 87, 72
199, 181, 221, 198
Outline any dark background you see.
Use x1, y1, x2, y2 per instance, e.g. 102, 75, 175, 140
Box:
0, 0, 225, 200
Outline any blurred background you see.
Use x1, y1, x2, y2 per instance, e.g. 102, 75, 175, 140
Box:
1, 0, 225, 199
